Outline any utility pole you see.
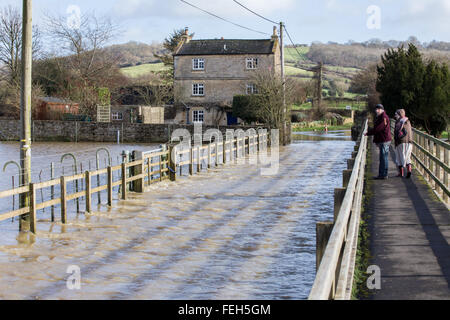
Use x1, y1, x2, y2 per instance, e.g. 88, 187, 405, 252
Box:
19, 0, 32, 232
280, 21, 287, 146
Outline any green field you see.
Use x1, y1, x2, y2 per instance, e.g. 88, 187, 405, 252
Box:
121, 62, 168, 78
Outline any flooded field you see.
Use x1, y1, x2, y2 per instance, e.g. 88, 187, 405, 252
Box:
0, 131, 354, 299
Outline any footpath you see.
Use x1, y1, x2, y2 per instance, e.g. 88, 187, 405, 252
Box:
367, 142, 450, 299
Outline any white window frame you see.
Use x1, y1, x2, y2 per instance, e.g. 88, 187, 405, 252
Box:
192, 83, 205, 96
112, 112, 123, 120
246, 83, 258, 94
246, 58, 258, 69
192, 58, 205, 70
193, 110, 204, 123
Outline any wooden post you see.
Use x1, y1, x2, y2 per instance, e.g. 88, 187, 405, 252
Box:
444, 147, 449, 204
60, 176, 67, 224
107, 166, 112, 206
159, 154, 163, 182
347, 158, 355, 170
207, 143, 211, 169
429, 141, 435, 188
334, 188, 347, 222
197, 146, 201, 172
29, 183, 36, 234
168, 145, 177, 181
85, 171, 91, 213
342, 170, 352, 188
189, 147, 194, 175
352, 151, 358, 159
223, 141, 227, 164
436, 144, 441, 195
121, 162, 127, 200
215, 140, 219, 166
316, 221, 334, 272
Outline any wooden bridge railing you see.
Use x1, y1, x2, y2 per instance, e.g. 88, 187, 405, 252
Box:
0, 130, 268, 233
309, 119, 369, 300
390, 120, 449, 205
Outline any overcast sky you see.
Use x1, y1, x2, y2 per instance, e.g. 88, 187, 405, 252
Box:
3, 0, 450, 45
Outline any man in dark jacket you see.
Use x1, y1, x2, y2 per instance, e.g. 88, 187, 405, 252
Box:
365, 104, 392, 179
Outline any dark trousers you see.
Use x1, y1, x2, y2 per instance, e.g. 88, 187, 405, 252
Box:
378, 142, 390, 177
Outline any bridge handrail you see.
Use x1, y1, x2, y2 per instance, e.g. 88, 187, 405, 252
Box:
308, 119, 369, 300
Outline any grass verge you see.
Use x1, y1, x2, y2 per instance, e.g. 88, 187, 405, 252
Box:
351, 141, 373, 299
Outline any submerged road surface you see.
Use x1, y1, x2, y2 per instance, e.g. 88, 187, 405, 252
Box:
0, 131, 354, 299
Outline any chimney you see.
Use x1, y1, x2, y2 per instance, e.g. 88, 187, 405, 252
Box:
182, 27, 191, 43
271, 26, 278, 41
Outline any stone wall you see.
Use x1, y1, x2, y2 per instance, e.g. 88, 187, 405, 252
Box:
0, 120, 263, 143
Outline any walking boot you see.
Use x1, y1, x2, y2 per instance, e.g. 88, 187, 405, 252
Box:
396, 166, 404, 177
406, 164, 412, 179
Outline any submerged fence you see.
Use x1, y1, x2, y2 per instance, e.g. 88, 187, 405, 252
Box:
0, 129, 269, 234
309, 119, 368, 300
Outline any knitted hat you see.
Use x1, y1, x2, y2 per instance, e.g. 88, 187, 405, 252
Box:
375, 104, 384, 110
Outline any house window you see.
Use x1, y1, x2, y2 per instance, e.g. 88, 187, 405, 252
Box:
192, 58, 205, 70
112, 112, 123, 120
246, 83, 258, 94
192, 83, 204, 96
246, 58, 258, 69
193, 110, 204, 123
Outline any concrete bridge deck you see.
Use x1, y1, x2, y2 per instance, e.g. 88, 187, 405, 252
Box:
367, 142, 450, 299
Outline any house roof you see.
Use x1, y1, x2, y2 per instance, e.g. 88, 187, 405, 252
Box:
38, 96, 78, 104
174, 39, 276, 56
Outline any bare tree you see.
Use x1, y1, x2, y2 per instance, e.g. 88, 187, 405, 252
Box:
0, 5, 40, 85
41, 11, 123, 114
249, 70, 294, 129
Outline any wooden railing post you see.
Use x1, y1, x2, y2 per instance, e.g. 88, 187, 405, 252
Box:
60, 176, 67, 224
197, 146, 201, 172
316, 221, 334, 272
207, 143, 211, 169
107, 166, 112, 206
445, 148, 449, 204
85, 171, 91, 213
121, 162, 127, 200
342, 170, 352, 188
334, 187, 347, 222
30, 183, 36, 234
189, 147, 194, 175
223, 141, 227, 164
168, 145, 177, 182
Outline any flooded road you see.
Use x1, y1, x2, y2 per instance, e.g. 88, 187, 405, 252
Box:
0, 131, 354, 299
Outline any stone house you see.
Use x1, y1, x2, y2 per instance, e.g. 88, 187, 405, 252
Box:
170, 27, 281, 126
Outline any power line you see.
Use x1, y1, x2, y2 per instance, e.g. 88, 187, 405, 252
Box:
283, 25, 304, 62
179, 0, 269, 36
232, 0, 278, 25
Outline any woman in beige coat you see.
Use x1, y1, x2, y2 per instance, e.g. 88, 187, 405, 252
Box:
393, 109, 413, 178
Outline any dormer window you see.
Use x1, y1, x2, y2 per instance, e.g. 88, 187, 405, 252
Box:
192, 58, 205, 70
246, 58, 258, 69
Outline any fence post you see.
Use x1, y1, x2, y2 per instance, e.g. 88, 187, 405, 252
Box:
223, 141, 227, 164
215, 140, 219, 166
107, 166, 113, 206
347, 158, 355, 170
85, 171, 91, 213
444, 148, 449, 204
121, 162, 127, 200
197, 146, 201, 172
316, 221, 334, 272
334, 187, 347, 222
207, 143, 211, 169
30, 183, 36, 234
168, 145, 177, 182
189, 147, 194, 175
342, 170, 352, 188
133, 151, 144, 193
60, 176, 67, 224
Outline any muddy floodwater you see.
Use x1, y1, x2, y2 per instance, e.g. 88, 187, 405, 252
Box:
0, 131, 353, 299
